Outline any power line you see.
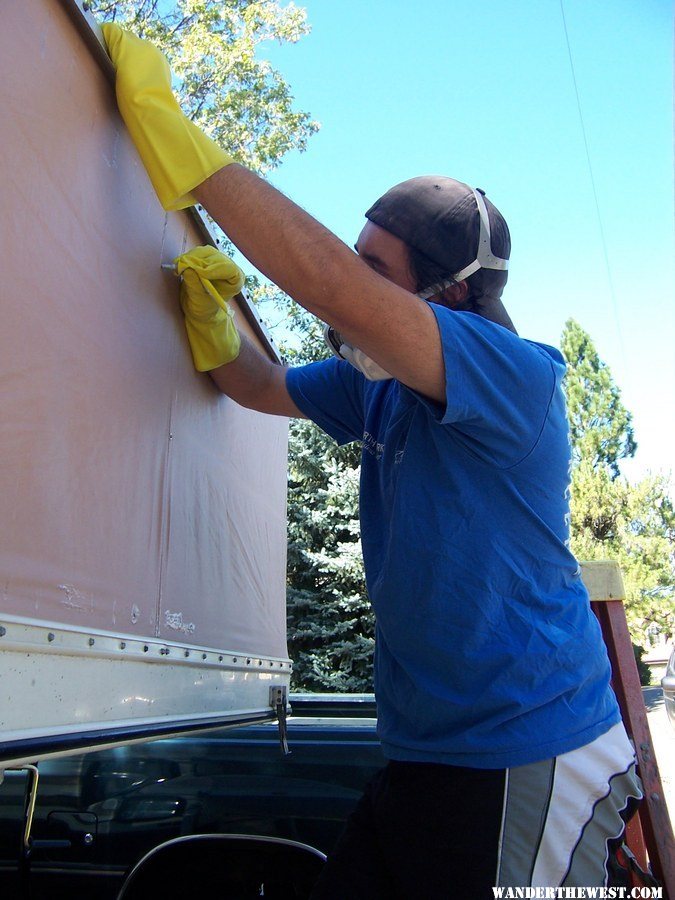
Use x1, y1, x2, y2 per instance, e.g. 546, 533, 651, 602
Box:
559, 0, 627, 362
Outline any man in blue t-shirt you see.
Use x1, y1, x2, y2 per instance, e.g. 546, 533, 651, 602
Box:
104, 29, 643, 897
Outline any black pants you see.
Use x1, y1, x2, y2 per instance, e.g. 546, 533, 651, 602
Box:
310, 761, 506, 900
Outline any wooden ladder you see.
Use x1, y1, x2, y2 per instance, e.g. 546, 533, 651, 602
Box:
582, 560, 675, 898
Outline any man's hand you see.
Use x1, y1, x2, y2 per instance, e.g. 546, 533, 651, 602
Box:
101, 24, 233, 210
173, 246, 304, 418
174, 246, 244, 371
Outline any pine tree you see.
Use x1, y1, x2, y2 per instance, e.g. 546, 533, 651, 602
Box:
561, 319, 636, 476
286, 420, 374, 691
562, 321, 675, 646
281, 312, 374, 691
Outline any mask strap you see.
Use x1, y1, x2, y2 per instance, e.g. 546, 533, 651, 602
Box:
453, 189, 509, 283
417, 278, 457, 301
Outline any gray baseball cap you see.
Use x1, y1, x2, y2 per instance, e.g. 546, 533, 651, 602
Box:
365, 176, 515, 333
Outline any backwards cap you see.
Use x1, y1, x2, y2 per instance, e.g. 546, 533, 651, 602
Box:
365, 176, 515, 332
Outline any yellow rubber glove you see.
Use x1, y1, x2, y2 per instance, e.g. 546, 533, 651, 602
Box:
174, 246, 245, 371
101, 24, 234, 211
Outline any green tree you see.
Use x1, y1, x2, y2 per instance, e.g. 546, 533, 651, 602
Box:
561, 319, 637, 476
562, 321, 675, 646
280, 313, 374, 691
632, 643, 653, 687
286, 419, 374, 691
569, 460, 675, 642
90, 0, 319, 173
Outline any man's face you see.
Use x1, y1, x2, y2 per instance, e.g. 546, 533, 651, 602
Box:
354, 220, 470, 311
354, 221, 417, 293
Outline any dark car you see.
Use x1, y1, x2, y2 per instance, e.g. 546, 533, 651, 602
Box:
0, 694, 382, 900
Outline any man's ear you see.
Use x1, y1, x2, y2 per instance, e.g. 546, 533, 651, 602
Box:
438, 279, 470, 310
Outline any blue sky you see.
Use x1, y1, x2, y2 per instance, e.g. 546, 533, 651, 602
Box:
254, 0, 673, 485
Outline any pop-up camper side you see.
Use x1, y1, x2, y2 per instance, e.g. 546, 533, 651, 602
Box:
0, 0, 291, 768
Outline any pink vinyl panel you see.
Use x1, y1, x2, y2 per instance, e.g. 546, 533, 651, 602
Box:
0, 0, 289, 659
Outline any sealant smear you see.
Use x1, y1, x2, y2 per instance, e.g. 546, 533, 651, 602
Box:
164, 610, 196, 636
102, 128, 121, 169
58, 584, 92, 612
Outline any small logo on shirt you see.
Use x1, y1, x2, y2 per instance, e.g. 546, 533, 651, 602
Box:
363, 431, 384, 460
362, 432, 406, 464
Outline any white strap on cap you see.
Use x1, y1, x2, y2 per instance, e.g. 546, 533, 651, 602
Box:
452, 189, 509, 283
417, 278, 458, 301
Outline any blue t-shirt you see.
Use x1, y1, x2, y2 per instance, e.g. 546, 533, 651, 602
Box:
286, 306, 620, 768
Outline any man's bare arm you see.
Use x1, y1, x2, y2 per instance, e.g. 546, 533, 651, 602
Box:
194, 166, 446, 404
209, 332, 306, 419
